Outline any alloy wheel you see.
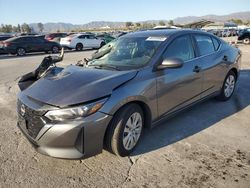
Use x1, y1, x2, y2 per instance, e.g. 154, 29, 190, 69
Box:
122, 112, 142, 150
224, 75, 235, 98
52, 46, 59, 53
17, 48, 25, 56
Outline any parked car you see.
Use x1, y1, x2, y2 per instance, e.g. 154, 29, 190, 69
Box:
238, 28, 250, 44
60, 33, 105, 50
0, 35, 13, 54
0, 35, 13, 41
222, 29, 231, 37
112, 31, 127, 38
45, 33, 68, 43
96, 34, 115, 44
17, 29, 240, 159
19, 33, 38, 36
35, 35, 46, 40
2, 36, 61, 56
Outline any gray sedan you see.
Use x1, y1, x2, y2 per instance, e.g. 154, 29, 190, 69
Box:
17, 29, 241, 159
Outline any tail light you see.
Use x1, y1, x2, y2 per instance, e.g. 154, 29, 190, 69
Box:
46, 37, 53, 41
3, 42, 10, 47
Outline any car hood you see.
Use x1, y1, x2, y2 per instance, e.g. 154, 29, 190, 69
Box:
22, 65, 137, 107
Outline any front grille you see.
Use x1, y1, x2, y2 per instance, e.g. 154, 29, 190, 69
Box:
17, 100, 47, 139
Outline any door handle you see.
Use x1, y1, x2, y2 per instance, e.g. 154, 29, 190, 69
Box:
223, 55, 228, 61
193, 65, 201, 73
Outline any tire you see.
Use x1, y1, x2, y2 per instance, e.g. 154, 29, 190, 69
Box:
243, 38, 250, 45
16, 48, 26, 56
51, 46, 59, 53
76, 43, 83, 51
216, 70, 236, 101
105, 104, 144, 157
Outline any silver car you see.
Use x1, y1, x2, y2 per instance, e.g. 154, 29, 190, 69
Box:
17, 29, 241, 159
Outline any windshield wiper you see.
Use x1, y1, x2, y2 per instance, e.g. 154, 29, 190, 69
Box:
88, 64, 120, 71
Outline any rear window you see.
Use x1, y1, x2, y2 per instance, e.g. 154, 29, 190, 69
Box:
5, 37, 19, 42
6, 37, 31, 42
194, 35, 215, 56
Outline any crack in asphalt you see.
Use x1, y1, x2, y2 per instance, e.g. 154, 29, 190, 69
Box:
122, 156, 142, 186
79, 160, 92, 171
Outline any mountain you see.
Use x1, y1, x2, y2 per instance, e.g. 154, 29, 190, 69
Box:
28, 11, 250, 32
173, 11, 250, 24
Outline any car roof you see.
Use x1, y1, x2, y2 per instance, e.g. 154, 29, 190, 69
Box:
123, 29, 210, 38
6, 35, 41, 41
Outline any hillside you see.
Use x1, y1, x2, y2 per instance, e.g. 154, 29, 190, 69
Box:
28, 11, 250, 32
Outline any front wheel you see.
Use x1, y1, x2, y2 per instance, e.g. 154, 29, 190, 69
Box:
216, 70, 236, 101
51, 46, 59, 53
16, 48, 26, 56
105, 104, 144, 157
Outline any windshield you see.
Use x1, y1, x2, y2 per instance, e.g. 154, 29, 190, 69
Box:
88, 36, 164, 69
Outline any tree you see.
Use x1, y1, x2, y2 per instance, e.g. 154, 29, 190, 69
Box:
21, 23, 31, 33
230, 19, 243, 25
17, 24, 21, 33
125, 22, 133, 28
135, 22, 141, 27
37, 22, 44, 33
141, 22, 155, 29
0, 24, 13, 33
159, 21, 165, 26
168, 20, 174, 26
12, 26, 18, 32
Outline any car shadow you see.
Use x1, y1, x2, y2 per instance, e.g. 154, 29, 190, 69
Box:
0, 48, 95, 60
131, 69, 250, 156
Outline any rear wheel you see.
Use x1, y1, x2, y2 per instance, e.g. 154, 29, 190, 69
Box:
76, 43, 83, 51
16, 48, 26, 56
105, 104, 144, 157
51, 46, 59, 53
243, 38, 250, 44
216, 70, 236, 101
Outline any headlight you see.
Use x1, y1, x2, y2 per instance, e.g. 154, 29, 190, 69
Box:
45, 98, 107, 121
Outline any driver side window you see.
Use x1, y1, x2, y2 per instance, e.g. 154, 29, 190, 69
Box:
163, 35, 195, 62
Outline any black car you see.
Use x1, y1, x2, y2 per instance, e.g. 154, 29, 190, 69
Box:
0, 35, 13, 41
238, 29, 250, 44
2, 36, 61, 56
0, 35, 13, 54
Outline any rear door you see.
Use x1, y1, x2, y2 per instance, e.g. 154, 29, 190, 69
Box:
156, 35, 203, 117
192, 34, 224, 98
22, 37, 35, 52
31, 37, 44, 51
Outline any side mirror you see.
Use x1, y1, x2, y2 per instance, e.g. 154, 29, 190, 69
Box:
157, 58, 184, 70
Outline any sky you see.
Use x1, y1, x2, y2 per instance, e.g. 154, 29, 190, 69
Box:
0, 0, 250, 25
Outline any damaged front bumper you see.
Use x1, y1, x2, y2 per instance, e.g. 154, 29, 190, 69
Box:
17, 95, 112, 159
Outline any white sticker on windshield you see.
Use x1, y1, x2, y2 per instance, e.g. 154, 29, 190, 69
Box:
146, 36, 167, 42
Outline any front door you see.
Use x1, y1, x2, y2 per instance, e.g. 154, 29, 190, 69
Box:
156, 35, 203, 117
